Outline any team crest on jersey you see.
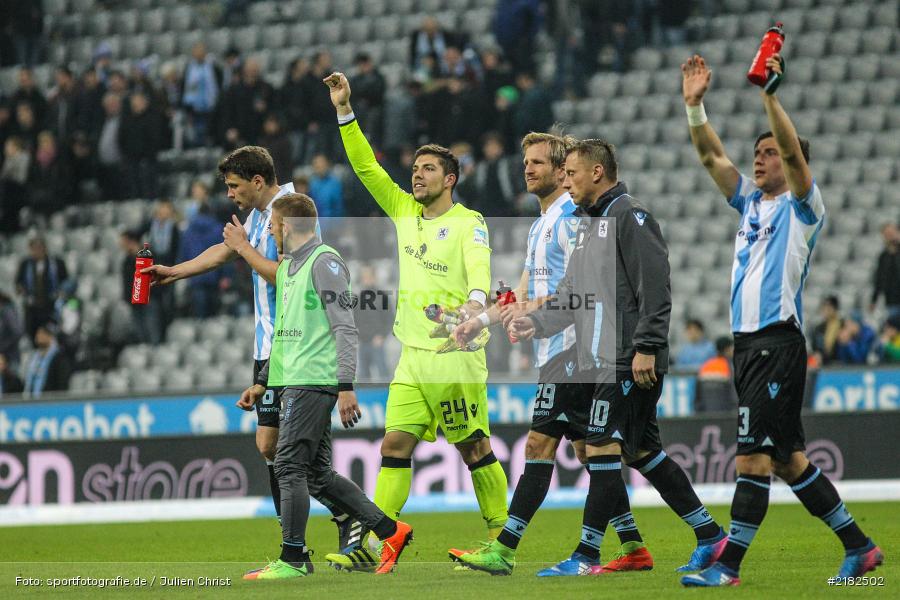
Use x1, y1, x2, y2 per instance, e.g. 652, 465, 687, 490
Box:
633, 210, 647, 226
437, 227, 449, 240
543, 227, 553, 242
597, 220, 608, 238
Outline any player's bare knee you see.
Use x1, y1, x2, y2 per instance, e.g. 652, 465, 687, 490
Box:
525, 431, 559, 461
736, 453, 773, 476
773, 452, 809, 482
456, 437, 492, 465
585, 441, 621, 458
380, 431, 417, 459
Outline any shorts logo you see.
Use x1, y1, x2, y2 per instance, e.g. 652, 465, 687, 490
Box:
565, 361, 575, 377
768, 382, 781, 399
621, 380, 634, 396
437, 227, 449, 240
470, 403, 478, 417
633, 210, 647, 226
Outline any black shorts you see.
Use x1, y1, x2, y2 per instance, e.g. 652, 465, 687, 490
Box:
254, 359, 281, 428
531, 348, 593, 441
733, 323, 807, 464
586, 370, 664, 457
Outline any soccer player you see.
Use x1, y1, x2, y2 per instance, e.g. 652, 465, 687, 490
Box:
679, 54, 882, 586
448, 131, 643, 574
322, 72, 509, 569
142, 146, 363, 551
239, 193, 412, 579
508, 139, 726, 576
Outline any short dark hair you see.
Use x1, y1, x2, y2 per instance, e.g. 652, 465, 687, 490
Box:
822, 295, 840, 310
567, 138, 618, 181
686, 319, 705, 332
715, 335, 734, 355
414, 144, 460, 190
273, 193, 318, 234
754, 131, 811, 163
217, 146, 277, 185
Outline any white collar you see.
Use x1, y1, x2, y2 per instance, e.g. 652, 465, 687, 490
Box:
541, 191, 572, 216
261, 182, 295, 213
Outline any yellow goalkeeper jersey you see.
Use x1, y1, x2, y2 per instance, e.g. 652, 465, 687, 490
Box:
339, 118, 492, 351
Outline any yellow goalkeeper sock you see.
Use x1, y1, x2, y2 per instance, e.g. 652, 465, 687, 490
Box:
374, 457, 412, 520
469, 452, 509, 531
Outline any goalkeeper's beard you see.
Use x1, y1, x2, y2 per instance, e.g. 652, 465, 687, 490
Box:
414, 189, 441, 207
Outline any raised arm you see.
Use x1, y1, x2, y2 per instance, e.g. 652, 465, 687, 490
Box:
682, 55, 740, 198
760, 54, 813, 200
324, 72, 412, 218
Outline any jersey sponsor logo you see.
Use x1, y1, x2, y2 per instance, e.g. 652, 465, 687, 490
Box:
621, 380, 634, 396
275, 327, 303, 338
473, 227, 489, 247
597, 220, 608, 238
768, 382, 781, 399
738, 224, 777, 245
437, 227, 449, 240
403, 243, 450, 273
530, 266, 553, 277
633, 210, 647, 226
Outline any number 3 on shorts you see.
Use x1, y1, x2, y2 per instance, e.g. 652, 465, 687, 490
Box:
590, 399, 610, 427
738, 406, 750, 436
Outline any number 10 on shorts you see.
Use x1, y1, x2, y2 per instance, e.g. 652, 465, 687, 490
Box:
591, 399, 610, 427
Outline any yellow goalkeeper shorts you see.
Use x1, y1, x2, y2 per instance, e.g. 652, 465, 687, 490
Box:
385, 345, 490, 444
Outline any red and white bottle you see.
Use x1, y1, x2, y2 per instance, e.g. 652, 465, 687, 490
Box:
131, 243, 153, 305
747, 22, 785, 87
496, 280, 518, 343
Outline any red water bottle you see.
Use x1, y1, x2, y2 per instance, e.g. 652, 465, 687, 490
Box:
747, 22, 784, 87
496, 280, 518, 343
131, 243, 153, 305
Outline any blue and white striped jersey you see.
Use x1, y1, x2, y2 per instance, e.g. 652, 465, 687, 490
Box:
728, 175, 825, 333
524, 192, 580, 367
242, 182, 294, 360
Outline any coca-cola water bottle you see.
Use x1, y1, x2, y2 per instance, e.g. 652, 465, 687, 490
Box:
747, 22, 785, 87
496, 280, 518, 343
131, 243, 153, 305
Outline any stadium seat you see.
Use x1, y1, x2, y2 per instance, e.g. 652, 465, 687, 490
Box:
169, 6, 194, 31
70, 370, 101, 394
361, 0, 388, 17
632, 48, 663, 72
248, 1, 278, 25
873, 131, 900, 158
588, 73, 619, 98
119, 344, 152, 370
803, 7, 837, 33
166, 320, 197, 346
302, 0, 331, 21
873, 2, 899, 27
115, 9, 140, 35
332, 0, 358, 19
133, 368, 163, 393
152, 343, 184, 370
103, 370, 131, 393
605, 98, 637, 122
619, 145, 647, 173
820, 109, 853, 135
627, 120, 658, 145
88, 11, 114, 36
164, 368, 195, 391
638, 94, 670, 120
124, 34, 150, 59
855, 107, 887, 133
373, 15, 403, 40
708, 15, 741, 40
862, 158, 897, 185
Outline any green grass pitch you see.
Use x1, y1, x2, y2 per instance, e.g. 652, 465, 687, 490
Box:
1, 503, 895, 598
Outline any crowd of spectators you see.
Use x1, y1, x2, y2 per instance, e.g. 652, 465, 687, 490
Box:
0, 1, 708, 235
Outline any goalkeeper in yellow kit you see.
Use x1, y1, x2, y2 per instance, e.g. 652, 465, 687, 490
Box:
323, 72, 508, 569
